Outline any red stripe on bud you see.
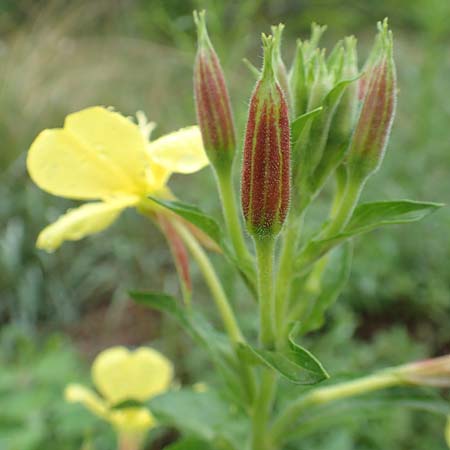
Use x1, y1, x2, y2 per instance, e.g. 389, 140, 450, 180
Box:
348, 22, 396, 179
241, 35, 290, 237
194, 11, 236, 169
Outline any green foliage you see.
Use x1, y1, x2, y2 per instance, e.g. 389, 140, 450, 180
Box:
0, 326, 107, 450
1, 1, 450, 450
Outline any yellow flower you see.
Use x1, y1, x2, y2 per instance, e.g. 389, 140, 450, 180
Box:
65, 346, 173, 433
27, 106, 208, 252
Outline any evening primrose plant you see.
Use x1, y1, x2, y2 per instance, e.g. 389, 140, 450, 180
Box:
28, 11, 450, 450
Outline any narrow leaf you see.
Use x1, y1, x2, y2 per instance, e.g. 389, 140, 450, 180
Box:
344, 200, 444, 235
290, 107, 323, 143
239, 341, 328, 385
296, 200, 443, 271
150, 197, 223, 246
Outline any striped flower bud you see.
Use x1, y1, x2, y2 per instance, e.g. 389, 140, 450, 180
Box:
241, 35, 290, 238
193, 11, 236, 172
347, 20, 396, 180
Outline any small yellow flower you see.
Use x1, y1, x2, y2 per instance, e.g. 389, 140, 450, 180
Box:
65, 346, 173, 433
27, 106, 208, 252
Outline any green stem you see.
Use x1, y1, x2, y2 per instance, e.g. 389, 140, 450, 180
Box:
251, 370, 278, 450
271, 371, 400, 443
323, 176, 364, 238
330, 164, 348, 218
172, 221, 244, 344
275, 211, 304, 348
254, 236, 276, 348
217, 170, 251, 262
172, 221, 256, 403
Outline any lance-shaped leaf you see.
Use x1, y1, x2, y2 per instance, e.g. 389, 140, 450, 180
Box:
150, 197, 257, 295
296, 200, 443, 271
150, 197, 223, 246
238, 328, 328, 385
290, 107, 323, 144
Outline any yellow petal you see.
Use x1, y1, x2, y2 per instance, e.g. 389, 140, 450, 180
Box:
65, 107, 149, 193
109, 407, 155, 433
92, 346, 173, 404
147, 126, 209, 175
27, 107, 149, 200
65, 384, 109, 420
37, 197, 137, 252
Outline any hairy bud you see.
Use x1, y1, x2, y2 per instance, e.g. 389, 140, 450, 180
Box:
347, 20, 396, 180
193, 11, 236, 170
393, 354, 450, 388
241, 35, 291, 237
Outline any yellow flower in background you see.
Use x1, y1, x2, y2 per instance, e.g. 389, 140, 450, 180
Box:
27, 106, 208, 252
65, 346, 173, 434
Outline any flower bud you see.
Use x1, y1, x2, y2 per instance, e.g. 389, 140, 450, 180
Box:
241, 35, 290, 237
193, 11, 236, 171
271, 24, 291, 110
347, 20, 396, 180
393, 354, 450, 387
290, 23, 327, 117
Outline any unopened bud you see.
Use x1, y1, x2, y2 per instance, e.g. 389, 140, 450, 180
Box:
271, 24, 291, 109
347, 20, 396, 180
290, 24, 327, 117
393, 354, 450, 387
193, 11, 236, 171
241, 35, 290, 237
334, 37, 359, 138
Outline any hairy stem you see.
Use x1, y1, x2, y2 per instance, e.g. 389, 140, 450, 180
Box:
217, 170, 251, 262
271, 371, 400, 444
173, 221, 244, 344
254, 236, 276, 348
275, 211, 304, 347
251, 370, 278, 450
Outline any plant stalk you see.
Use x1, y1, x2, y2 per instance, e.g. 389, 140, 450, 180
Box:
254, 236, 276, 348
216, 170, 251, 262
271, 371, 400, 444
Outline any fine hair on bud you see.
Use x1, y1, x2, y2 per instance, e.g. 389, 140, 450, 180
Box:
241, 34, 291, 238
193, 10, 236, 170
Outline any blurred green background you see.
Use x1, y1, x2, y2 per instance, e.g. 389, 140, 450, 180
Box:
1, 0, 449, 449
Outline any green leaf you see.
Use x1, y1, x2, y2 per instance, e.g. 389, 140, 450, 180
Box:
302, 242, 353, 333
149, 197, 223, 246
296, 200, 443, 271
290, 107, 323, 143
150, 388, 246, 450
239, 337, 328, 385
129, 291, 242, 400
323, 76, 360, 109
344, 200, 444, 235
150, 197, 257, 294
130, 291, 189, 327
